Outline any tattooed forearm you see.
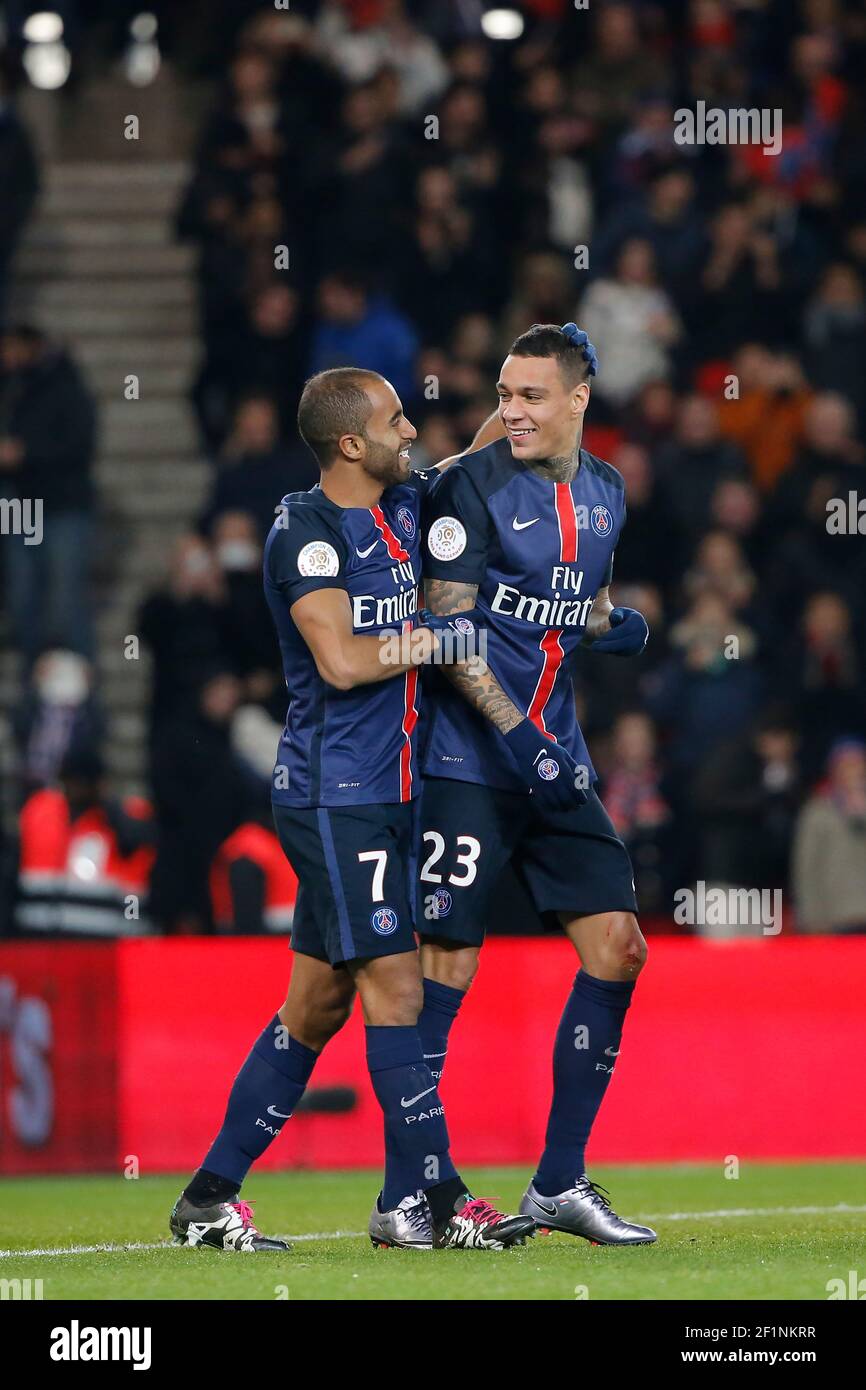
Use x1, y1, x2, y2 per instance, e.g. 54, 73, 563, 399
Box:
445, 658, 524, 735
581, 587, 613, 645
424, 578, 479, 615
424, 578, 525, 734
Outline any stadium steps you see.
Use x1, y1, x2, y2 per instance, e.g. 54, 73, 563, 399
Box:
4, 149, 208, 802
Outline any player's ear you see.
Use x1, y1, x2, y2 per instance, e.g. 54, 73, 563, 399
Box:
338, 432, 364, 461
572, 382, 590, 418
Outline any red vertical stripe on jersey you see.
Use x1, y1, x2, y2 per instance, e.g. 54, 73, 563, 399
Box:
370, 505, 410, 561
554, 483, 578, 562
399, 619, 419, 801
527, 630, 565, 737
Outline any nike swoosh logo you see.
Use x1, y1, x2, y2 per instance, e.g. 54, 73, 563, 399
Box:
530, 1195, 558, 1218
423, 1051, 447, 1059
356, 541, 378, 558
400, 1085, 437, 1108
512, 517, 539, 530
604, 1047, 620, 1057
267, 1106, 292, 1118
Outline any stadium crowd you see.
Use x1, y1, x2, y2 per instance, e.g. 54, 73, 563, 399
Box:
2, 0, 866, 936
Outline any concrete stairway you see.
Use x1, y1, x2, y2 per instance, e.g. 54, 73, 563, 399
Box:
2, 157, 209, 794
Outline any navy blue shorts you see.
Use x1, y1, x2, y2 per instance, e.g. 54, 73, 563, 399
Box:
272, 801, 418, 967
415, 778, 637, 946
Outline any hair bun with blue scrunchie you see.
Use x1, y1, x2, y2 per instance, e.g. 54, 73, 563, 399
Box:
560, 322, 598, 377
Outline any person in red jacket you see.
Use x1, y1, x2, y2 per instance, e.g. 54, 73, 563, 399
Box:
209, 817, 298, 934
15, 750, 155, 935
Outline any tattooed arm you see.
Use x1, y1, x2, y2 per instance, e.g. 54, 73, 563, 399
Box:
424, 578, 525, 734
580, 585, 613, 645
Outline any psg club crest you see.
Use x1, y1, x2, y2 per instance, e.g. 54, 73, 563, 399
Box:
538, 757, 560, 781
371, 906, 399, 935
396, 505, 416, 540
452, 616, 475, 635
590, 504, 612, 537
431, 887, 453, 918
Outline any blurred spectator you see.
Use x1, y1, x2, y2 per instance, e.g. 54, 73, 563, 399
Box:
682, 531, 757, 616
605, 441, 675, 592
572, 3, 670, 145
692, 202, 786, 359
137, 535, 229, 744
708, 477, 768, 573
693, 709, 802, 890
602, 711, 673, 912
654, 394, 748, 534
774, 591, 865, 780
14, 748, 155, 937
793, 739, 866, 934
0, 325, 97, 665
802, 262, 866, 434
500, 253, 576, 359
717, 345, 813, 494
212, 510, 283, 718
644, 592, 762, 773
11, 649, 104, 803
317, 1, 449, 116
578, 238, 681, 410
209, 808, 298, 935
198, 393, 315, 542
193, 281, 307, 451
148, 670, 258, 931
310, 270, 419, 402
592, 168, 704, 310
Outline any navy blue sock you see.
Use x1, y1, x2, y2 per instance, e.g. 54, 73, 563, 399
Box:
366, 1024, 459, 1209
418, 977, 465, 1082
533, 970, 635, 1197
200, 1015, 318, 1189
382, 979, 465, 1203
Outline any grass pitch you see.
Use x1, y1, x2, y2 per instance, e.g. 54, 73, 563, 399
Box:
1, 1162, 863, 1301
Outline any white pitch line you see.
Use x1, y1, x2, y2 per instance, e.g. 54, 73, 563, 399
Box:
0, 1232, 365, 1259
639, 1203, 866, 1222
1, 1204, 864, 1260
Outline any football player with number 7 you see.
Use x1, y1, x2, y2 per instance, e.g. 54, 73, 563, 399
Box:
169, 367, 535, 1255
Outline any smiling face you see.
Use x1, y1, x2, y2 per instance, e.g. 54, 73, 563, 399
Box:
352, 377, 417, 488
496, 353, 589, 462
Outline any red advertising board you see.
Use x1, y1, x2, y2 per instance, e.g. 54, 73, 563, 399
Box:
0, 942, 118, 1173
1, 936, 865, 1175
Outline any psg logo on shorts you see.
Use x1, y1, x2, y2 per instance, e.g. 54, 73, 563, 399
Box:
590, 505, 612, 537
371, 906, 399, 936
396, 506, 416, 540
538, 757, 560, 781
432, 888, 452, 918
452, 616, 475, 635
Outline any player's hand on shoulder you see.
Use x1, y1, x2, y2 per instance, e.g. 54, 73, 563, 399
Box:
591, 606, 649, 656
503, 719, 589, 811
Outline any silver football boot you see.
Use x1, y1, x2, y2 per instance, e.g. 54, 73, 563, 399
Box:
369, 1191, 434, 1250
520, 1177, 657, 1245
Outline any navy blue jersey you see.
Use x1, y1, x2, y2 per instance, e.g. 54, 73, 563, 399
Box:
421, 439, 625, 792
264, 471, 436, 808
